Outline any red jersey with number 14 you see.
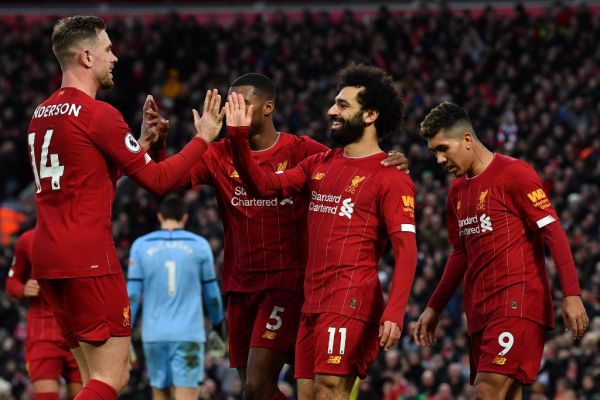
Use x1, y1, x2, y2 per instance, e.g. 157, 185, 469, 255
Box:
5, 230, 63, 342
27, 87, 152, 279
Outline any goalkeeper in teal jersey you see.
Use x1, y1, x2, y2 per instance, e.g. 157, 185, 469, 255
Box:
127, 194, 223, 400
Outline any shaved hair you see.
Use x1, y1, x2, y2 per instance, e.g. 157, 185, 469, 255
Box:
420, 102, 475, 139
52, 15, 105, 69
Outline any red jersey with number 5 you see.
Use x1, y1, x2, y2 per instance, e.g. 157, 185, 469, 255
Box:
27, 87, 151, 279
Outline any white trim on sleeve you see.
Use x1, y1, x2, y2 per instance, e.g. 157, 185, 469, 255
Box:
401, 224, 416, 233
536, 215, 556, 229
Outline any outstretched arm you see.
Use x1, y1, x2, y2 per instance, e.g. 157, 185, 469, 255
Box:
225, 92, 309, 198
129, 90, 224, 194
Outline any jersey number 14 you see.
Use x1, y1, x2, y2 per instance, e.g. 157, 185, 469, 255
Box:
28, 130, 64, 192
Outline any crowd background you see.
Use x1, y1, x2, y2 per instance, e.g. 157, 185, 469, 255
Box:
0, 2, 599, 399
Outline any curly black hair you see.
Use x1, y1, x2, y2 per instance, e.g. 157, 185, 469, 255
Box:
337, 64, 405, 138
420, 102, 473, 139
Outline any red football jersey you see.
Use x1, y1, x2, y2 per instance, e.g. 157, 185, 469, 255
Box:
190, 133, 328, 293
27, 87, 205, 279
229, 131, 417, 325
5, 230, 64, 342
445, 154, 576, 333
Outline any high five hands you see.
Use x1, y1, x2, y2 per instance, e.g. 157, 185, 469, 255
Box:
193, 89, 226, 143
224, 92, 253, 128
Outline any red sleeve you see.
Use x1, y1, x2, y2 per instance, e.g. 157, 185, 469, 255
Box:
542, 221, 581, 296
149, 147, 166, 162
508, 161, 560, 232
5, 232, 33, 300
507, 162, 580, 295
228, 126, 310, 197
299, 135, 329, 157
190, 147, 215, 186
128, 138, 208, 195
87, 103, 150, 176
427, 245, 468, 313
446, 184, 461, 246
381, 231, 417, 328
379, 171, 416, 235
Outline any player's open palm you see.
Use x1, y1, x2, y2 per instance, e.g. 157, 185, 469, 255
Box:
413, 306, 439, 346
193, 89, 225, 143
561, 295, 589, 340
225, 92, 253, 128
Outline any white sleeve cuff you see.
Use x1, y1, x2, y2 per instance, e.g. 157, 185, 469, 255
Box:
536, 215, 556, 229
401, 224, 416, 233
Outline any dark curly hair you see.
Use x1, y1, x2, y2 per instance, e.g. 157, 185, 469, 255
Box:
420, 102, 473, 139
337, 64, 405, 138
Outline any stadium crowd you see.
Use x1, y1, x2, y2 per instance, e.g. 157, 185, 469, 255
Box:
0, 2, 599, 399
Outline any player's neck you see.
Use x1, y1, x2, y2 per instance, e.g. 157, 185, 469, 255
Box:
343, 131, 382, 158
61, 70, 98, 98
160, 220, 185, 230
467, 144, 494, 178
250, 124, 279, 151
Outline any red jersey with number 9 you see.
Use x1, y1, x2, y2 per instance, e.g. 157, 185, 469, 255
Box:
27, 87, 151, 279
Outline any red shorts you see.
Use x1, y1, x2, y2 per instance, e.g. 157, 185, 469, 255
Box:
295, 313, 379, 380
469, 317, 546, 385
227, 289, 303, 369
25, 340, 81, 383
38, 273, 131, 348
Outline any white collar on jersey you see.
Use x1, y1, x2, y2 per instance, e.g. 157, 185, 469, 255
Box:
343, 150, 385, 159
251, 132, 281, 153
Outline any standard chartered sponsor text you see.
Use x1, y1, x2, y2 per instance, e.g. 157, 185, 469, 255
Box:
231, 186, 283, 207
309, 190, 343, 215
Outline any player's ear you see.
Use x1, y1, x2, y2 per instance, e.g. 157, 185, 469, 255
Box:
263, 100, 274, 117
463, 132, 474, 150
182, 213, 189, 226
364, 109, 379, 125
79, 48, 93, 69
157, 213, 165, 224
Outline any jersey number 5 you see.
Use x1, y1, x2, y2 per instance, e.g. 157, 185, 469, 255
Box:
28, 130, 64, 193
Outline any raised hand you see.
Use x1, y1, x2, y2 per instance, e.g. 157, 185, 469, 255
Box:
139, 95, 170, 151
224, 92, 253, 128
413, 307, 439, 346
193, 89, 225, 143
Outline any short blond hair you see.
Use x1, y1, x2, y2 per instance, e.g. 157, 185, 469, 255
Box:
52, 15, 105, 69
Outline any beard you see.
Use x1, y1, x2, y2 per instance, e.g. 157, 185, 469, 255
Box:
248, 120, 262, 137
330, 111, 365, 146
99, 71, 114, 90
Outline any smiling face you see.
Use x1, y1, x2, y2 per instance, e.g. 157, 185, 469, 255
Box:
427, 129, 474, 177
90, 30, 118, 89
327, 86, 367, 146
